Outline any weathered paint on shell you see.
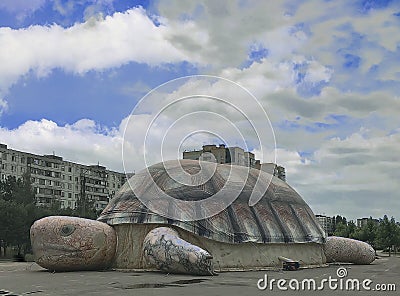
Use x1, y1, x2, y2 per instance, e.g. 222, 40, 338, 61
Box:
98, 160, 326, 244
30, 216, 117, 271
324, 236, 375, 264
143, 227, 214, 275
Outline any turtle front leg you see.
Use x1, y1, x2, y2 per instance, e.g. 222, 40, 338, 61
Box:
143, 227, 215, 275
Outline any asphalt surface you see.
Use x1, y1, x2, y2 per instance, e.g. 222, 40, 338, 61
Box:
0, 255, 399, 296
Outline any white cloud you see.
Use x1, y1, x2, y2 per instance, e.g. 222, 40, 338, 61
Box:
156, 0, 296, 68
0, 118, 124, 172
0, 7, 190, 91
274, 130, 400, 221
304, 60, 333, 83
292, 0, 400, 86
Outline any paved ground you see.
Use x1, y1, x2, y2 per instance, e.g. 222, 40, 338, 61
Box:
0, 255, 399, 296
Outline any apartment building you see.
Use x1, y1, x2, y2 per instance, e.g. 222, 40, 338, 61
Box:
0, 143, 127, 210
315, 214, 334, 235
356, 217, 379, 228
258, 163, 286, 182
183, 144, 286, 181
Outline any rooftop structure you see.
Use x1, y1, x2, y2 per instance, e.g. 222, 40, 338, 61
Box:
183, 144, 286, 181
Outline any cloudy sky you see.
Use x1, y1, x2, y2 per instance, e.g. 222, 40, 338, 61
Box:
0, 0, 399, 221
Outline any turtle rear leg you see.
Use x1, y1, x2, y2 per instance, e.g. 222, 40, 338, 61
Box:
143, 227, 215, 275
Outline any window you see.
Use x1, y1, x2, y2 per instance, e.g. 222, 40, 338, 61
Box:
39, 179, 45, 185
68, 167, 72, 173
68, 193, 72, 198
2, 153, 7, 160
39, 188, 53, 195
1, 164, 6, 170
68, 183, 72, 190
68, 175, 72, 181
11, 155, 16, 162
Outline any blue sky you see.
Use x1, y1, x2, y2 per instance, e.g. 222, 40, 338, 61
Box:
0, 0, 399, 221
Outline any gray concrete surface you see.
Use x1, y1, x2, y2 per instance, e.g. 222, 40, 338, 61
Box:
0, 255, 399, 295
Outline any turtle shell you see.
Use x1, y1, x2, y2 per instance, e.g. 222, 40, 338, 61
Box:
98, 160, 325, 244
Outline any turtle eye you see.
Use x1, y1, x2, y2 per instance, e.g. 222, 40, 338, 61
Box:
60, 224, 75, 237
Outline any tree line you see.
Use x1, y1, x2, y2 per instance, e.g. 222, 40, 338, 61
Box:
0, 172, 98, 257
332, 215, 400, 256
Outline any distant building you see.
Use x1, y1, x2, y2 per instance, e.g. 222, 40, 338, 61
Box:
357, 217, 379, 228
183, 144, 286, 181
315, 214, 334, 235
258, 163, 286, 182
0, 143, 127, 211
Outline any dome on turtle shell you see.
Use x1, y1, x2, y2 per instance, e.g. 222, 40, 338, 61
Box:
98, 159, 326, 244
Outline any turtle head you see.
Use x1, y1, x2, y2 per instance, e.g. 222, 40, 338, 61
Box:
30, 216, 116, 271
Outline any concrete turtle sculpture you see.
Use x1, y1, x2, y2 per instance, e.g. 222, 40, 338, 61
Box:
30, 160, 375, 275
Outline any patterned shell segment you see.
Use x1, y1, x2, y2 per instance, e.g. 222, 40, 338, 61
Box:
98, 160, 326, 244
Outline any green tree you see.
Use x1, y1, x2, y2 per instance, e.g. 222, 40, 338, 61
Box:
0, 200, 28, 256
395, 223, 400, 254
353, 217, 378, 252
347, 221, 357, 238
14, 172, 35, 205
332, 215, 347, 233
75, 194, 98, 220
0, 172, 100, 257
333, 222, 349, 237
0, 173, 38, 256
0, 175, 17, 202
333, 220, 357, 238
376, 215, 398, 256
